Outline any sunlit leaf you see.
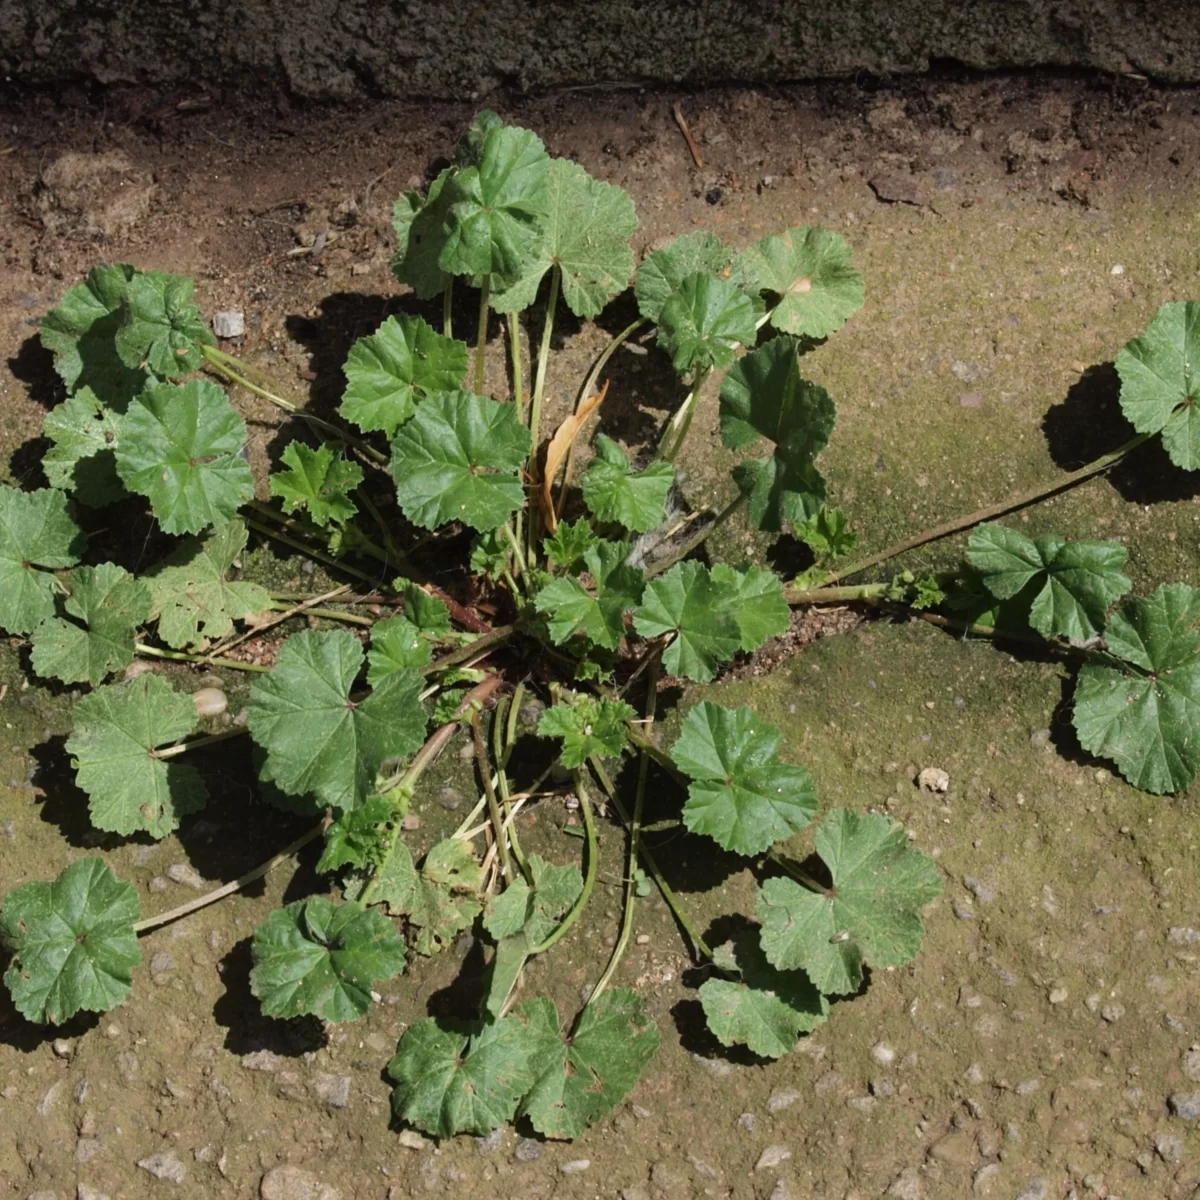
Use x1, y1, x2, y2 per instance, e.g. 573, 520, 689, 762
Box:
115, 270, 214, 378
538, 695, 636, 768
0, 486, 86, 635
269, 441, 363, 527
634, 232, 734, 323
581, 435, 674, 533
656, 271, 760, 375
42, 388, 126, 507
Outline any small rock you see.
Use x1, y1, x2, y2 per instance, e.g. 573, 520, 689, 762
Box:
475, 1128, 504, 1154
972, 1163, 1001, 1196
952, 898, 976, 920
1014, 1179, 1047, 1200
559, 1160, 590, 1175
621, 1189, 650, 1200
813, 1070, 842, 1095
167, 863, 205, 890
1101, 1003, 1125, 1023
397, 1130, 430, 1151
513, 1138, 541, 1162
768, 1183, 791, 1200
78, 1185, 112, 1200
870, 1078, 896, 1098
75, 1136, 103, 1163
737, 1112, 758, 1134
212, 311, 246, 339
959, 392, 985, 408
1048, 987, 1068, 1004
687, 1154, 719, 1179
767, 1088, 802, 1113
1029, 728, 1052, 749
1168, 926, 1200, 945
963, 876, 997, 903
929, 1131, 975, 1166
951, 359, 986, 383
259, 1165, 341, 1200
138, 1152, 187, 1183
871, 1041, 897, 1066
917, 767, 949, 792
958, 986, 983, 1009
1110, 264, 1126, 276
964, 1063, 985, 1085
755, 1145, 792, 1171
691, 1053, 733, 1078
1156, 1133, 1184, 1163
885, 1166, 923, 1199
150, 951, 177, 976
846, 1095, 877, 1113
1184, 1045, 1200, 1081
52, 1038, 74, 1058
1169, 1092, 1200, 1120
242, 1050, 286, 1073
1014, 1078, 1041, 1096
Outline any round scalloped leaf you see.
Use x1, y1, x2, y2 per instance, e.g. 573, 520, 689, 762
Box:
269, 441, 363, 528
115, 379, 254, 535
0, 858, 141, 1025
115, 270, 214, 378
673, 702, 817, 856
656, 272, 761, 375
533, 539, 644, 652
391, 168, 458, 299
537, 695, 636, 768
367, 616, 433, 685
42, 389, 126, 508
580, 435, 674, 533
634, 231, 734, 323
0, 486, 87, 636
250, 896, 406, 1023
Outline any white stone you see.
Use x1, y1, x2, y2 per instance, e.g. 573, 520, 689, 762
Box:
212, 311, 245, 338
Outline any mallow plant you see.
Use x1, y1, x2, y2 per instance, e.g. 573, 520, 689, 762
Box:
0, 109, 1194, 1141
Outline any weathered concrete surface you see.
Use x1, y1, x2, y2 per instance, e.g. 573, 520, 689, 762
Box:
2, 1, 1199, 99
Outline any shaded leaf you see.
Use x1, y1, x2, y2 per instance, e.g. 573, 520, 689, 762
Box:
534, 539, 644, 651
470, 529, 508, 579
542, 517, 600, 572
42, 388, 126, 507
269, 441, 363, 527
0, 486, 87, 635
115, 270, 214, 377
538, 695, 636, 768
796, 506, 857, 559
456, 110, 506, 167
634, 231, 734, 323
581, 435, 674, 533
391, 168, 458, 300
318, 794, 398, 874
401, 582, 452, 636
367, 616, 433, 685
656, 272, 760, 375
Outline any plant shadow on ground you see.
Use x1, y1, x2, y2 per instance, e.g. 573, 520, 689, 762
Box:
1042, 361, 1200, 503
0, 973, 101, 1052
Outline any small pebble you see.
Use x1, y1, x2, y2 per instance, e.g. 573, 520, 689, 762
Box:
1168, 926, 1200, 944
952, 898, 976, 920
1183, 1045, 1200, 1081
397, 1130, 430, 1150
192, 687, 227, 718
870, 1078, 895, 1098
138, 1151, 187, 1183
635, 933, 650, 945
736, 1112, 758, 1134
963, 876, 997, 903
1110, 264, 1126, 276
871, 1041, 896, 1066
885, 1166, 923, 1199
767, 1088, 801, 1113
1156, 1133, 1185, 1163
475, 1128, 504, 1153
559, 1159, 590, 1175
513, 1137, 541, 1162
212, 311, 246, 338
260, 1165, 340, 1200
846, 1095, 877, 1113
150, 951, 176, 976
167, 863, 205, 890
917, 766, 949, 792
755, 1145, 792, 1171
1048, 987, 1068, 1004
1029, 728, 1052, 749
51, 1038, 73, 1058
691, 1053, 733, 1078
310, 1072, 350, 1108
1101, 1003, 1125, 1024
1014, 1179, 1047, 1200
241, 1049, 285, 1073
1170, 1092, 1200, 1120
1015, 1078, 1041, 1096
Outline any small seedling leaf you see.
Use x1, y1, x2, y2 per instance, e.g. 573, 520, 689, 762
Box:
373, 837, 483, 956
367, 616, 433, 684
581, 435, 675, 533
656, 271, 760, 375
1073, 583, 1200, 793
269, 441, 363, 527
720, 336, 835, 532
967, 523, 1131, 642
247, 629, 427, 813
115, 270, 214, 377
673, 702, 817, 856
30, 563, 152, 686
391, 390, 530, 532
634, 231, 734, 322
538, 694, 636, 768
340, 314, 470, 437
318, 794, 397, 874
65, 674, 207, 838
470, 528, 508, 579
543, 518, 600, 572
250, 896, 406, 1022
0, 485, 87, 635
456, 110, 507, 167
0, 858, 141, 1025
42, 389, 126, 507
521, 989, 660, 1138
400, 582, 452, 635
758, 809, 942, 994
115, 379, 254, 535
735, 226, 865, 339
534, 539, 645, 651
796, 506, 857, 559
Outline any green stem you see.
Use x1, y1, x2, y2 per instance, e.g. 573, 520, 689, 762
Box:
821, 431, 1154, 586
659, 367, 709, 464
644, 491, 747, 579
786, 582, 891, 605
529, 772, 598, 955
500, 522, 528, 583
509, 310, 525, 558
475, 275, 491, 395
473, 709, 513, 882
243, 517, 376, 585
492, 693, 531, 882
424, 624, 515, 675
135, 643, 271, 673
153, 726, 250, 760
443, 279, 454, 340
267, 602, 374, 627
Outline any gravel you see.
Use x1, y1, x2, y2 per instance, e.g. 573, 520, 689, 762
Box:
310, 1073, 350, 1108
754, 1145, 792, 1171
259, 1165, 341, 1200
166, 863, 205, 889
137, 1151, 187, 1183
1169, 1092, 1200, 1120
212, 311, 246, 338
513, 1138, 541, 1162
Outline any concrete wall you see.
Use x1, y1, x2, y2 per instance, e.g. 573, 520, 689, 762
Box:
2, 1, 1198, 99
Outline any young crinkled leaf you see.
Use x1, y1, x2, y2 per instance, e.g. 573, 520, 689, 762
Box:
634, 231, 735, 323
0, 486, 87, 635
40, 263, 147, 407
470, 529, 508, 579
757, 809, 942, 995
543, 518, 601, 572
656, 272, 761, 375
1072, 583, 1200, 793
491, 158, 638, 317
115, 270, 214, 377
318, 794, 397, 874
367, 616, 433, 684
340, 314, 469, 437
796, 506, 857, 560
146, 519, 271, 650
699, 930, 828, 1059
534, 539, 645, 651
538, 695, 636, 768
388, 1003, 549, 1138
482, 856, 582, 945
520, 989, 660, 1139
673, 702, 817, 856
115, 379, 254, 535
1115, 301, 1200, 471
269, 441, 363, 527
372, 837, 483, 956
439, 125, 551, 281
66, 674, 207, 838
581, 435, 675, 533
967, 523, 1131, 642
42, 389, 126, 507
247, 630, 427, 812
391, 168, 458, 299
250, 896, 406, 1023
0, 859, 141, 1025
30, 563, 152, 686
391, 390, 530, 532
720, 336, 835, 532
735, 226, 865, 339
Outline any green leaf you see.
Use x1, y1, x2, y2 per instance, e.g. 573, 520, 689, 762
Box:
146, 519, 271, 650
581, 435, 675, 533
432, 686, 472, 726
633, 561, 740, 683
521, 989, 660, 1138
634, 231, 734, 323
543, 518, 600, 572
247, 630, 427, 813
1115, 301, 1200, 470
538, 695, 636, 768
42, 389, 126, 507
673, 702, 817, 856
1073, 583, 1200, 793
30, 563, 152, 686
456, 110, 507, 167
318, 794, 397, 874
796, 506, 857, 559
250, 897, 406, 1022
388, 1003, 549, 1138
373, 837, 483, 956
911, 575, 946, 610
340, 315, 469, 437
0, 859, 141, 1025
699, 930, 827, 1059
439, 125, 551, 281
0, 486, 86, 635
967, 523, 1131, 642
391, 390, 530, 532
656, 272, 760, 375
711, 563, 791, 652
482, 855, 582, 945
534, 539, 644, 651
115, 379, 254, 535
65, 674, 207, 838
401, 582, 452, 636
720, 336, 835, 532
470, 528, 509, 578
735, 226, 865, 339
758, 809, 942, 995
391, 168, 458, 300
367, 616, 432, 684
40, 263, 147, 407
491, 158, 638, 317
269, 441, 363, 528
115, 271, 214, 377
